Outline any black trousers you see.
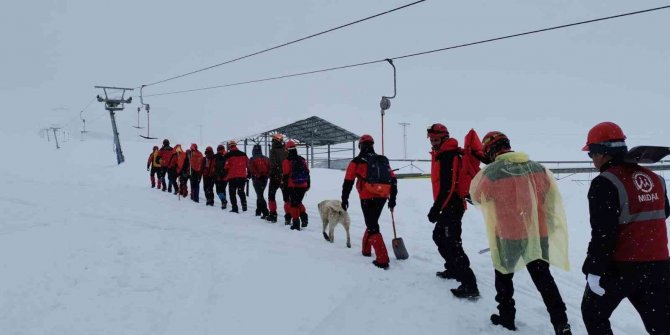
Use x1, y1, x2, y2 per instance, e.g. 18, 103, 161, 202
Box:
167, 168, 177, 192
287, 187, 307, 219
228, 178, 247, 209
581, 260, 670, 335
432, 200, 477, 288
190, 172, 201, 202
495, 260, 568, 327
253, 178, 269, 214
268, 177, 289, 212
203, 176, 215, 204
361, 198, 386, 233
158, 167, 168, 190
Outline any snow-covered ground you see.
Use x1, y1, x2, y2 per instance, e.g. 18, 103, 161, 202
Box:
1, 131, 667, 335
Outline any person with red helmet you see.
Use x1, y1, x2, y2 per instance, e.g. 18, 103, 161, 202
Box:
188, 143, 204, 203
224, 140, 249, 213
249, 144, 271, 218
471, 131, 572, 334
580, 122, 670, 334
282, 140, 310, 230
202, 146, 217, 206
147, 145, 161, 188
158, 139, 174, 192
341, 134, 397, 269
266, 134, 290, 223
214, 144, 228, 209
426, 123, 479, 298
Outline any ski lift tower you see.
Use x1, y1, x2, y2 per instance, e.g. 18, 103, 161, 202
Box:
95, 86, 133, 164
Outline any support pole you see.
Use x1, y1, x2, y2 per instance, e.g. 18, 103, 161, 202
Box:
328, 144, 331, 169
109, 111, 125, 164
51, 128, 60, 149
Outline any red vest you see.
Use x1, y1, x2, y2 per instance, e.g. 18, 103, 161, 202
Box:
600, 164, 668, 262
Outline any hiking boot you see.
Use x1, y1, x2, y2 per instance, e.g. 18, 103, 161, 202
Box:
490, 314, 516, 331
266, 212, 277, 223
242, 204, 247, 212
221, 201, 227, 210
255, 209, 261, 216
300, 212, 308, 228
230, 207, 239, 213
554, 324, 572, 335
372, 260, 389, 269
260, 211, 269, 220
290, 219, 301, 231
436, 270, 456, 279
451, 285, 480, 300
285, 217, 291, 226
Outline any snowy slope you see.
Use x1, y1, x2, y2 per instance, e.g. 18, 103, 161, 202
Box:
2, 131, 666, 335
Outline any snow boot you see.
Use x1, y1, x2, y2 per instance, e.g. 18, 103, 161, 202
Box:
290, 218, 301, 231
490, 314, 516, 331
451, 285, 480, 300
242, 204, 247, 212
554, 324, 572, 335
368, 232, 389, 268
361, 230, 372, 257
230, 206, 239, 213
436, 270, 456, 279
260, 209, 269, 220
300, 212, 308, 228
255, 209, 261, 216
266, 211, 277, 223
284, 214, 291, 226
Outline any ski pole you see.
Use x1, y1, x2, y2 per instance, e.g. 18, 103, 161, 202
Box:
478, 248, 490, 254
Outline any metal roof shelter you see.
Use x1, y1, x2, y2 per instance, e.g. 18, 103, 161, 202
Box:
238, 116, 360, 169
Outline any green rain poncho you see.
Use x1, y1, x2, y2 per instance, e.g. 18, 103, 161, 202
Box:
469, 152, 570, 274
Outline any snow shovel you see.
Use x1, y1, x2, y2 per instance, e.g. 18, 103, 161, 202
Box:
390, 210, 409, 260
624, 146, 670, 164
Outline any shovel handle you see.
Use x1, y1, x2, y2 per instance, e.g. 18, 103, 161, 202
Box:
391, 210, 398, 239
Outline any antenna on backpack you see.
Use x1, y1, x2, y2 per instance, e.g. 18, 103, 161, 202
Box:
379, 59, 397, 156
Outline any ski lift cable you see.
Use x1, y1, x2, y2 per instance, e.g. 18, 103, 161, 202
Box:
139, 0, 427, 88
144, 4, 670, 98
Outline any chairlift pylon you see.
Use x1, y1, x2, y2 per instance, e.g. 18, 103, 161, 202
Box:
133, 106, 144, 129
138, 85, 158, 140
379, 58, 396, 155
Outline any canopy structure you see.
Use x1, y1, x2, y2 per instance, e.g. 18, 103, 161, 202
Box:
236, 116, 360, 169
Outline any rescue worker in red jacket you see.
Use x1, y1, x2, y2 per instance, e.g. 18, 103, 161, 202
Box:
581, 122, 670, 335
170, 144, 189, 197
147, 145, 160, 188
224, 140, 249, 213
282, 141, 310, 230
427, 123, 479, 298
249, 144, 271, 218
341, 135, 397, 269
202, 146, 217, 206
188, 143, 204, 203
471, 131, 572, 334
158, 139, 174, 192
266, 134, 290, 223
214, 144, 228, 209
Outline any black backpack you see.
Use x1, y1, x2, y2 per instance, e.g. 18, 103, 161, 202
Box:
290, 157, 310, 184
362, 154, 392, 197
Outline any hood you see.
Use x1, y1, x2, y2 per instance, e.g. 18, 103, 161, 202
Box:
252, 144, 263, 157
495, 151, 529, 163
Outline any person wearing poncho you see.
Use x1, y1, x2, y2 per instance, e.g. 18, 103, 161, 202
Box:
469, 131, 572, 335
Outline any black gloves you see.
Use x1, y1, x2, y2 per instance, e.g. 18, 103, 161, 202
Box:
427, 205, 441, 223
388, 198, 396, 210
341, 199, 349, 211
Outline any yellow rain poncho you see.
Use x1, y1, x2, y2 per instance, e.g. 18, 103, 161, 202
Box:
469, 152, 569, 274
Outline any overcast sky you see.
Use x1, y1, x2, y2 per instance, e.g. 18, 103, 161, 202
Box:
1, 0, 668, 160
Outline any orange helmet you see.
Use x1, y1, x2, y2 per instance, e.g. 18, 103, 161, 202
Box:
582, 122, 626, 151
427, 123, 449, 140
272, 133, 284, 142
228, 140, 237, 147
286, 140, 297, 149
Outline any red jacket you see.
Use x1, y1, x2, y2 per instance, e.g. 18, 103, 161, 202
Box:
343, 152, 397, 200
202, 153, 216, 178
283, 156, 310, 188
189, 149, 204, 174
159, 145, 174, 168
224, 148, 249, 180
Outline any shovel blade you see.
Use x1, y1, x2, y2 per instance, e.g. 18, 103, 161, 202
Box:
392, 237, 409, 260
625, 146, 670, 164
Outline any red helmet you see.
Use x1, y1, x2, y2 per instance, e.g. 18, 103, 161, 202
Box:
205, 146, 213, 154
286, 140, 297, 149
359, 134, 374, 144
582, 122, 626, 151
482, 131, 510, 159
427, 123, 449, 139
190, 143, 198, 151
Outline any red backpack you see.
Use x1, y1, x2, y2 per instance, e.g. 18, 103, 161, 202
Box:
440, 129, 483, 208
190, 151, 204, 173
250, 157, 270, 178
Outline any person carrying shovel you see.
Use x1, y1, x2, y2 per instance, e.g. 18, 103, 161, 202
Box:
341, 134, 398, 269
